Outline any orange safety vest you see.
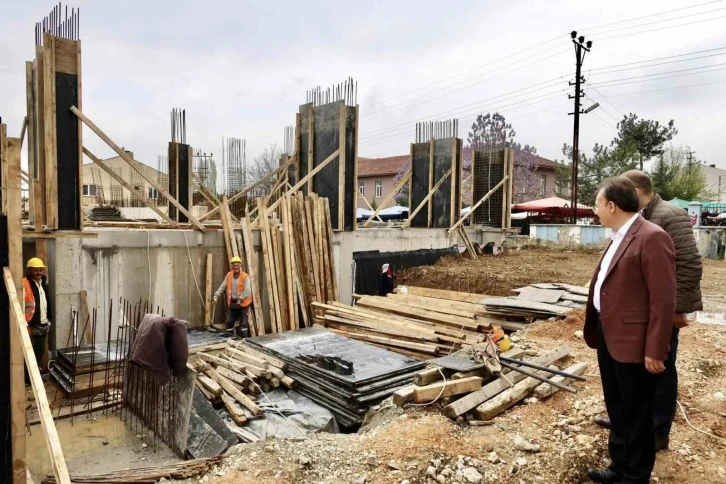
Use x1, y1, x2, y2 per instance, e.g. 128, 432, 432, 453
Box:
22, 278, 36, 323
225, 271, 252, 307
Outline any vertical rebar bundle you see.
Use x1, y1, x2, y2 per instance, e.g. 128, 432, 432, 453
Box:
35, 2, 80, 45
225, 138, 245, 195
171, 108, 186, 144
305, 77, 357, 107
415, 119, 459, 143
193, 150, 215, 194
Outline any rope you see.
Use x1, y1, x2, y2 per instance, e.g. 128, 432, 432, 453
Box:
247, 378, 306, 436
182, 231, 206, 310
406, 367, 449, 407
677, 399, 726, 445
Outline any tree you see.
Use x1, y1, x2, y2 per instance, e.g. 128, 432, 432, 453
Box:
555, 142, 637, 206
246, 144, 282, 196
612, 113, 677, 170
649, 145, 710, 201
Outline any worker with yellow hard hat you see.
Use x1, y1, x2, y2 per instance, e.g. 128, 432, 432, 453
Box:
23, 257, 52, 375
212, 256, 252, 337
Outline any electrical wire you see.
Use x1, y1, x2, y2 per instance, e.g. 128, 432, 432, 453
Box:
585, 5, 726, 37
589, 52, 726, 76
677, 399, 726, 445
588, 85, 626, 117
591, 64, 726, 87
405, 367, 449, 407
592, 13, 726, 42
577, 0, 722, 33
588, 78, 726, 98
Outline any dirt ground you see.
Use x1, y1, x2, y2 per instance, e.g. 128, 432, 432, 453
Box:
185, 249, 726, 484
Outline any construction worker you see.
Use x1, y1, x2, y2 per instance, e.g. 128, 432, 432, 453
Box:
22, 257, 52, 372
212, 256, 252, 337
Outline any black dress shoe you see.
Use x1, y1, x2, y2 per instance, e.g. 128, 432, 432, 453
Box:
655, 436, 669, 451
587, 468, 622, 483
594, 416, 612, 429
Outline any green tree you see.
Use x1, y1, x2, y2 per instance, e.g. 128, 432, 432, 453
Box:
370, 199, 378, 211
555, 143, 637, 206
612, 113, 677, 170
649, 146, 710, 201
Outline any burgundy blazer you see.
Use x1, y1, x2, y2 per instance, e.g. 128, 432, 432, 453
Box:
584, 215, 676, 363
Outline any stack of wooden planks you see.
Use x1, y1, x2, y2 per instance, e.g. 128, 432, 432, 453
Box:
215, 193, 338, 336
190, 341, 296, 429
392, 344, 589, 422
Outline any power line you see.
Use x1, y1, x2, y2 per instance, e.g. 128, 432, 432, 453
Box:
588, 84, 627, 117
591, 62, 726, 86
587, 46, 726, 71
577, 0, 722, 32
592, 13, 726, 42
588, 78, 726, 98
589, 51, 726, 76
584, 5, 726, 37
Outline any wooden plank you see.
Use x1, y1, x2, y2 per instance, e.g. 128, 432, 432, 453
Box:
323, 199, 339, 302
221, 392, 248, 426
197, 375, 223, 397
219, 196, 234, 263
476, 364, 558, 421
451, 348, 526, 380
393, 385, 415, 407
257, 199, 278, 332
304, 198, 322, 303
43, 33, 58, 229
413, 367, 445, 386
532, 362, 589, 400
328, 328, 440, 355
450, 138, 458, 227
280, 376, 296, 389
26, 61, 37, 227
195, 380, 219, 404
517, 287, 565, 304
204, 253, 213, 326
386, 293, 488, 317
79, 289, 92, 345
70, 106, 206, 232
269, 223, 284, 333
215, 366, 250, 387
4, 268, 71, 484
54, 38, 78, 75
442, 345, 572, 419
281, 197, 295, 327
356, 296, 484, 332
266, 149, 340, 214
362, 171, 411, 227
307, 109, 314, 194
224, 347, 269, 369
395, 286, 487, 304
241, 217, 265, 335
413, 376, 483, 403
319, 199, 334, 303
449, 176, 508, 233
229, 342, 286, 370
197, 352, 247, 374
208, 369, 263, 416
21, 231, 98, 239
338, 102, 347, 230
352, 105, 359, 230
402, 168, 452, 228
83, 147, 175, 224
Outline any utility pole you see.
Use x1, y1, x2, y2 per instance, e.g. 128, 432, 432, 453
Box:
568, 31, 592, 224
686, 147, 695, 174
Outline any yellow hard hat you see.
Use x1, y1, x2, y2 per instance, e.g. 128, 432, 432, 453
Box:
230, 256, 242, 264
26, 257, 45, 269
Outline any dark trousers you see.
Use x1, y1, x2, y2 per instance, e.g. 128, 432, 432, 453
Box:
653, 327, 679, 439
25, 332, 48, 383
597, 326, 657, 484
226, 305, 250, 337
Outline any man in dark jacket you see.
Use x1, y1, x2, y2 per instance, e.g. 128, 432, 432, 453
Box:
593, 170, 703, 451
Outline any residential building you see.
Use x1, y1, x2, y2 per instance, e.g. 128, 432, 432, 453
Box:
356, 155, 409, 209
701, 163, 726, 202
356, 153, 562, 209
82, 154, 168, 208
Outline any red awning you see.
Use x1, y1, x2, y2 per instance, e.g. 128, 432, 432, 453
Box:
512, 196, 594, 217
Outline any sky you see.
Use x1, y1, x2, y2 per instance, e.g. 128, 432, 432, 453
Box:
1, 0, 725, 190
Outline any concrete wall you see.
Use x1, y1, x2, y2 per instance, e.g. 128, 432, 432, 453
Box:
514, 224, 726, 260
333, 226, 505, 305
42, 229, 229, 352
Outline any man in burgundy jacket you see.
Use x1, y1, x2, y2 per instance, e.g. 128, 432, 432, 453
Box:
584, 178, 676, 484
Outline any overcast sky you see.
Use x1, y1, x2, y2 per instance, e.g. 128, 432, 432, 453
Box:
1, 0, 725, 187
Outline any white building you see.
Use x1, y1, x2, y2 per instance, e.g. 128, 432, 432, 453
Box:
702, 163, 726, 202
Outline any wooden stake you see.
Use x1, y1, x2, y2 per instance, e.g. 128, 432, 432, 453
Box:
43, 34, 58, 229
221, 392, 248, 426
281, 197, 295, 328
4, 268, 71, 484
204, 253, 213, 326
323, 200, 339, 302
257, 199, 278, 332
70, 106, 206, 232
242, 217, 265, 335
402, 168, 452, 228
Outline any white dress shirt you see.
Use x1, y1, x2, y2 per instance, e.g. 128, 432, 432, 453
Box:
34, 279, 49, 324
593, 213, 640, 311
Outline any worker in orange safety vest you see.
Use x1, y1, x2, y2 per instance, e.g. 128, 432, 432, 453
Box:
22, 257, 52, 373
212, 256, 252, 337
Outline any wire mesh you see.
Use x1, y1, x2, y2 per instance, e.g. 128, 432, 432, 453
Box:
472, 148, 506, 228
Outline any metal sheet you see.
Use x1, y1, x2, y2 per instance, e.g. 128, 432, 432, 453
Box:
428, 355, 484, 372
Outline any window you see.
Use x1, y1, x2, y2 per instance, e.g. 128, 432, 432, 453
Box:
540, 175, 547, 196
148, 187, 159, 199
358, 182, 365, 198
82, 184, 97, 197
375, 181, 382, 198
